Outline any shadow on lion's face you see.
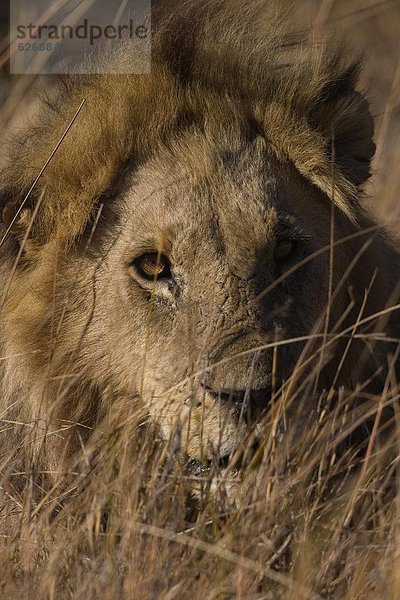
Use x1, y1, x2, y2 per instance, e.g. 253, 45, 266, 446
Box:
76, 134, 376, 484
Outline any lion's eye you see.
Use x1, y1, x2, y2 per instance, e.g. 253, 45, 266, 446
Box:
133, 253, 172, 281
274, 239, 295, 262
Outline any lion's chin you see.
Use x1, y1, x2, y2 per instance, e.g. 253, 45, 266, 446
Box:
186, 463, 243, 503
185, 439, 262, 503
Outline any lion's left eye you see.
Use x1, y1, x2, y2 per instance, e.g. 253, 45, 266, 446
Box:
133, 253, 172, 281
274, 239, 295, 262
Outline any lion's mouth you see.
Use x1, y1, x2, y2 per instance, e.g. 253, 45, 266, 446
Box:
203, 384, 273, 423
184, 385, 271, 483
185, 438, 263, 480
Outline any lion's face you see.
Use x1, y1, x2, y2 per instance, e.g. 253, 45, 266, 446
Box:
83, 133, 349, 473
2, 0, 399, 505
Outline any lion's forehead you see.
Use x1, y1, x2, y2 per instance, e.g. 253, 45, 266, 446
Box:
116, 138, 299, 260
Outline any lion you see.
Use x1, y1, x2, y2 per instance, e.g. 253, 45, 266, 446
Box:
0, 0, 399, 492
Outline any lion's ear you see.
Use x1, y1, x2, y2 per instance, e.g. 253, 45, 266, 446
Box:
310, 61, 375, 188
332, 91, 375, 187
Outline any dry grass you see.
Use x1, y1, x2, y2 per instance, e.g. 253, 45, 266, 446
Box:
1, 1, 400, 598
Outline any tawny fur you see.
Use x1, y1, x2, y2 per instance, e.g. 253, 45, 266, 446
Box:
0, 0, 398, 478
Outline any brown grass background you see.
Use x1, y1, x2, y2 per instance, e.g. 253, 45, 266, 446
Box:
1, 1, 400, 599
